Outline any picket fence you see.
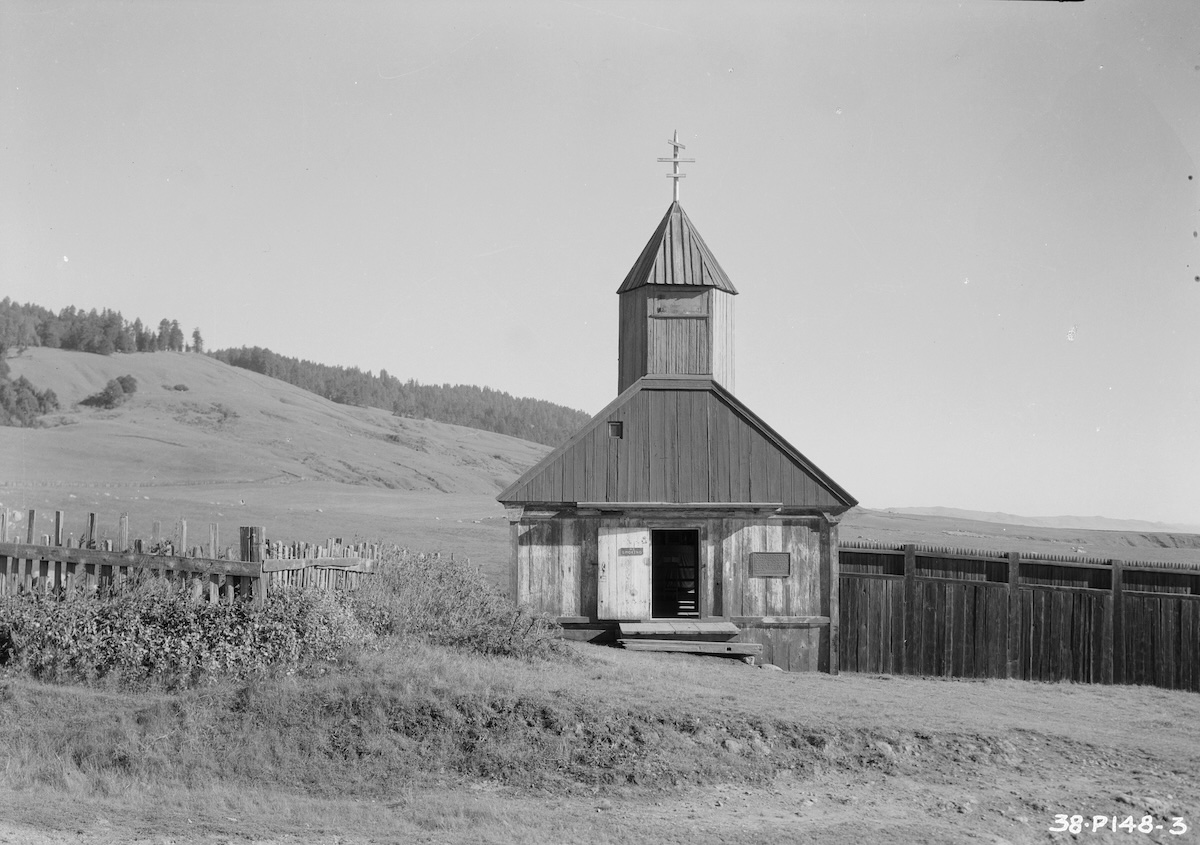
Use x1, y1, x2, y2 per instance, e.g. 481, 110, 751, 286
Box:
838, 541, 1200, 692
0, 508, 378, 605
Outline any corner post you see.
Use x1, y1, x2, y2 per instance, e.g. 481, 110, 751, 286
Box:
820, 512, 842, 675
903, 544, 916, 675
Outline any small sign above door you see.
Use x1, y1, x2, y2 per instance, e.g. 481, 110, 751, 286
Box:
618, 547, 644, 556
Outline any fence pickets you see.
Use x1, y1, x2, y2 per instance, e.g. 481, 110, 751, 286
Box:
0, 509, 378, 605
839, 541, 1200, 692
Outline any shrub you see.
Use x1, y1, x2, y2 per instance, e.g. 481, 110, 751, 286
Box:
350, 549, 561, 659
80, 374, 138, 409
0, 575, 370, 689
0, 376, 58, 426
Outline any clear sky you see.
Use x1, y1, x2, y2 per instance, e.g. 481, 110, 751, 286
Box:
2, 1, 1198, 524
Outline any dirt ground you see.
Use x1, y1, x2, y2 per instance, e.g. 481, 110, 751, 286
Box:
2, 657, 1195, 845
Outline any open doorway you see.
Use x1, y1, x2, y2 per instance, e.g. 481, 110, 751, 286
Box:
651, 529, 700, 619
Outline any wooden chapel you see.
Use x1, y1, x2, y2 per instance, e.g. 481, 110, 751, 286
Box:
498, 134, 857, 672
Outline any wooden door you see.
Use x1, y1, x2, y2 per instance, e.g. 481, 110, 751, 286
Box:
597, 525, 651, 620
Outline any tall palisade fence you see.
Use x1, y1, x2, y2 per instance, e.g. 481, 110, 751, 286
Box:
0, 509, 378, 605
838, 541, 1200, 692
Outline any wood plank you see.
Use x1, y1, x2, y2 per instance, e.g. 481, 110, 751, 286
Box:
618, 639, 763, 656
868, 574, 883, 673
261, 556, 366, 572
729, 616, 830, 626
676, 389, 694, 501
664, 390, 679, 501
0, 543, 261, 576
693, 390, 709, 501
735, 415, 752, 501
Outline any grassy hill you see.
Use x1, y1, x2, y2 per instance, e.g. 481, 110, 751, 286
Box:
0, 347, 548, 567
3, 346, 1196, 574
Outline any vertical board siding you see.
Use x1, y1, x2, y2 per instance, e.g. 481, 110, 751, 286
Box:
596, 522, 651, 620
838, 544, 1199, 691
617, 288, 649, 392
502, 384, 849, 507
710, 289, 735, 392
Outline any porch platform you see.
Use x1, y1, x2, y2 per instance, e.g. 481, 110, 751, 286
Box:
618, 621, 740, 641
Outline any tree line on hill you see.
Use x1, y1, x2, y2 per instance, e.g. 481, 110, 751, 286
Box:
209, 346, 590, 447
0, 298, 204, 356
0, 298, 202, 426
0, 299, 588, 444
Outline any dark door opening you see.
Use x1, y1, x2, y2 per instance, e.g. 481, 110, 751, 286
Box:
651, 529, 700, 619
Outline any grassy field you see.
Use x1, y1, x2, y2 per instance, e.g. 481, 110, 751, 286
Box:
2, 638, 1197, 844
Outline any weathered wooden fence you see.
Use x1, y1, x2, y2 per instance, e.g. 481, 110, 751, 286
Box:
0, 509, 377, 605
838, 541, 1200, 692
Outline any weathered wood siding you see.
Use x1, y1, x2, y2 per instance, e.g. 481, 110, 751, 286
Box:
513, 517, 589, 617
709, 288, 734, 392
618, 287, 649, 393
619, 287, 733, 392
720, 518, 827, 672
502, 382, 850, 508
647, 314, 710, 377
597, 524, 651, 619
838, 543, 1200, 691
513, 510, 835, 672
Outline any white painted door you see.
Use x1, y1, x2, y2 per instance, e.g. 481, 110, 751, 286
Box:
597, 525, 651, 620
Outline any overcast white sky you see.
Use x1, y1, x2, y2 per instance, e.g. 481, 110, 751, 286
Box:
2, 1, 1198, 524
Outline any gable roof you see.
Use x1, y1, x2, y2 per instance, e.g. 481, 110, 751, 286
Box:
616, 202, 738, 295
498, 376, 855, 509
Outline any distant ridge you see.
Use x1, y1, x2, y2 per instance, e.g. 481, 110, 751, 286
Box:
882, 506, 1200, 535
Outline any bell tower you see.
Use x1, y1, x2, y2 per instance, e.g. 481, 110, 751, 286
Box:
617, 132, 737, 393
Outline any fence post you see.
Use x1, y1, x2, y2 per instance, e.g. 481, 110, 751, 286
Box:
86, 513, 97, 547
1006, 552, 1021, 679
54, 511, 64, 546
177, 519, 188, 557
0, 509, 8, 543
240, 526, 267, 607
1111, 560, 1125, 685
26, 510, 36, 544
118, 514, 129, 553
903, 544, 916, 674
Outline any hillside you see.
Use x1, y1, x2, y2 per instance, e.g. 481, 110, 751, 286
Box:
3, 346, 1196, 573
0, 347, 548, 563
882, 505, 1200, 535
209, 345, 591, 447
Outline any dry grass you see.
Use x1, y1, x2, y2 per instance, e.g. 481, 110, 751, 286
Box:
2, 641, 1198, 843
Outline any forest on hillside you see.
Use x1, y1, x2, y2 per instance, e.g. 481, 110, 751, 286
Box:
0, 299, 590, 444
209, 346, 590, 447
0, 298, 198, 426
0, 298, 203, 356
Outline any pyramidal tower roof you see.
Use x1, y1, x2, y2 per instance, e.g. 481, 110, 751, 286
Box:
615, 200, 738, 294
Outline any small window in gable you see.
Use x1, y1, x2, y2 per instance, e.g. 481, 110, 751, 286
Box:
608, 421, 623, 438
749, 552, 791, 578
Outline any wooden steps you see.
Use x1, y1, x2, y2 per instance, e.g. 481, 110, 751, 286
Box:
618, 621, 739, 641
616, 621, 757, 660
618, 639, 762, 657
